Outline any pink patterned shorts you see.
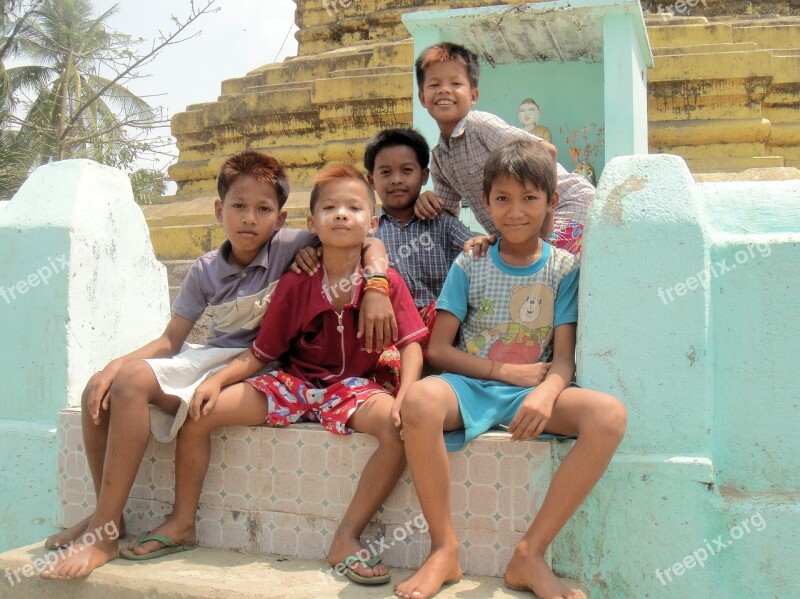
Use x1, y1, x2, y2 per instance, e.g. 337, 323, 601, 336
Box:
548, 219, 584, 258
246, 370, 388, 435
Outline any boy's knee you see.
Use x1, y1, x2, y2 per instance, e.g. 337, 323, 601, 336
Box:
108, 360, 155, 404
597, 395, 627, 441
400, 382, 440, 428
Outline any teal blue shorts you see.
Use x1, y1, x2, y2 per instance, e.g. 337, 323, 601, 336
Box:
438, 373, 576, 452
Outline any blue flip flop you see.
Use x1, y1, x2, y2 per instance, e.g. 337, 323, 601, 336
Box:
342, 554, 391, 585
119, 532, 197, 561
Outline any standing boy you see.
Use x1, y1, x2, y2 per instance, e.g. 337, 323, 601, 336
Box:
396, 140, 626, 599
365, 127, 493, 328
414, 42, 593, 257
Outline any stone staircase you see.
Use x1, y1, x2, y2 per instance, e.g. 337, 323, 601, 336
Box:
646, 13, 800, 172
147, 3, 800, 263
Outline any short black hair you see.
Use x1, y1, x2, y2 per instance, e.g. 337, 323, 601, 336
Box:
364, 128, 430, 173
216, 150, 290, 208
415, 42, 481, 89
483, 139, 556, 200
309, 164, 376, 214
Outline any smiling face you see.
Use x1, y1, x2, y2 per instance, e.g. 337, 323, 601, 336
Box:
483, 175, 556, 247
307, 178, 377, 249
518, 101, 541, 130
368, 145, 429, 219
418, 60, 479, 138
215, 174, 286, 268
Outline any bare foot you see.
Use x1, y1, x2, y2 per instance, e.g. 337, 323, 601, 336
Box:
126, 517, 196, 557
44, 515, 126, 550
327, 532, 388, 581
394, 546, 461, 599
40, 535, 118, 580
504, 540, 583, 599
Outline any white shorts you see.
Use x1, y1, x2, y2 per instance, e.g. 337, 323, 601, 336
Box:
143, 344, 248, 442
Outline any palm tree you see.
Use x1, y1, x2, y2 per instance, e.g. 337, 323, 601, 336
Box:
5, 0, 159, 173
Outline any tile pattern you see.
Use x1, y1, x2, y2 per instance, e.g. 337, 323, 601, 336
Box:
57, 408, 554, 577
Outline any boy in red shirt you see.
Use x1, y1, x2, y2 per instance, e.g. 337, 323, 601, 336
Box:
134, 164, 427, 585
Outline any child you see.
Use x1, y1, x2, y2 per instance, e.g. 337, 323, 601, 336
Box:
366, 127, 492, 329
395, 140, 627, 599
122, 164, 427, 586
413, 42, 593, 257
41, 151, 394, 579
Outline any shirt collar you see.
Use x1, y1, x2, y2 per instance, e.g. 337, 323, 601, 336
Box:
378, 209, 420, 228
311, 262, 367, 314
439, 112, 471, 149
214, 232, 276, 278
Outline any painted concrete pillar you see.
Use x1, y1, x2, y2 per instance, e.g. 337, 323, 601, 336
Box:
557, 154, 800, 597
0, 160, 169, 551
603, 13, 650, 159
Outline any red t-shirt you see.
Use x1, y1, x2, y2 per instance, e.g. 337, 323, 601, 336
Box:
251, 266, 428, 388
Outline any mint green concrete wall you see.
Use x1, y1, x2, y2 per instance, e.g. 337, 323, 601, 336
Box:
478, 62, 606, 176
558, 154, 800, 597
0, 160, 170, 552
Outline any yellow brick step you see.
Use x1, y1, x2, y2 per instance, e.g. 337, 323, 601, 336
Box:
647, 23, 733, 48
684, 155, 785, 172
312, 72, 413, 104
652, 141, 771, 160
649, 118, 771, 146
731, 24, 800, 50
652, 42, 758, 56
650, 49, 773, 82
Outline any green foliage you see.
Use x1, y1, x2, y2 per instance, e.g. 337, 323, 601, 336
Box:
0, 0, 217, 200
129, 168, 166, 205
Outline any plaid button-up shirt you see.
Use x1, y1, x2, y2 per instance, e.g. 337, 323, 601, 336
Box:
375, 211, 476, 309
430, 110, 595, 236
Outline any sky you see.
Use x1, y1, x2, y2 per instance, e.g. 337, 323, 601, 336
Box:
95, 0, 299, 183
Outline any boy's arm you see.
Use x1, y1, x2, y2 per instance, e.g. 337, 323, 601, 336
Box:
390, 341, 423, 432
189, 348, 267, 421
417, 152, 462, 220
506, 323, 576, 441
85, 313, 195, 425
360, 237, 398, 352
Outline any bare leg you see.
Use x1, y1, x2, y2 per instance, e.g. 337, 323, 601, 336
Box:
394, 378, 464, 599
41, 361, 180, 579
327, 393, 405, 581
45, 395, 126, 549
128, 383, 269, 556
504, 388, 626, 599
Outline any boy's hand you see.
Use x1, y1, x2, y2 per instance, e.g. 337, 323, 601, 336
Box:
83, 364, 120, 425
464, 234, 496, 258
415, 191, 444, 220
391, 399, 403, 438
359, 290, 398, 353
190, 379, 222, 421
290, 246, 322, 275
508, 389, 554, 441
495, 362, 551, 387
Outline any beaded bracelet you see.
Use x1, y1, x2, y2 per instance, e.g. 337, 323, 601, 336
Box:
364, 277, 390, 296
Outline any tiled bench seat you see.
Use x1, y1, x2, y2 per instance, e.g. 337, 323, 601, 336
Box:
56, 408, 559, 578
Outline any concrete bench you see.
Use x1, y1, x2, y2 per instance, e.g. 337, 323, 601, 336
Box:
56, 408, 561, 578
